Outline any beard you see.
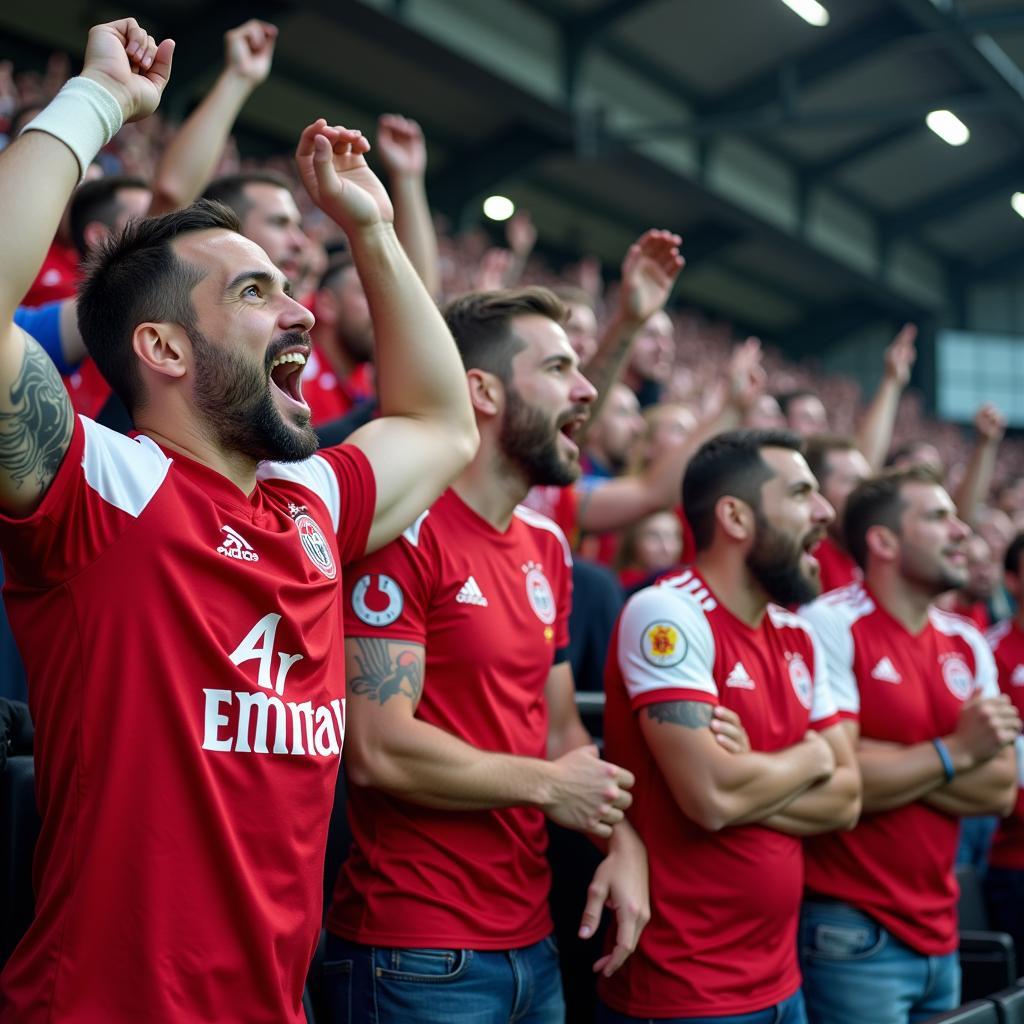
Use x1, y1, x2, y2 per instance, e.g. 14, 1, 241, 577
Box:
746, 510, 823, 608
900, 546, 968, 596
498, 385, 582, 488
189, 325, 319, 464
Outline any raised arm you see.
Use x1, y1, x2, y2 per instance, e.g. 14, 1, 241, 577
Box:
953, 404, 1006, 527
0, 19, 172, 516
578, 338, 764, 534
855, 324, 916, 471
342, 635, 632, 837
580, 229, 683, 427
295, 119, 477, 553
375, 114, 440, 296
149, 20, 276, 216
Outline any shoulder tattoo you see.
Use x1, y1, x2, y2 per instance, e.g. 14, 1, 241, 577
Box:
0, 336, 73, 492
349, 637, 423, 705
646, 700, 714, 728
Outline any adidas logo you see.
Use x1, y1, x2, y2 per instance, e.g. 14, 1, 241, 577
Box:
1012, 665, 1024, 687
217, 525, 259, 563
725, 661, 755, 689
871, 656, 901, 684
456, 575, 488, 607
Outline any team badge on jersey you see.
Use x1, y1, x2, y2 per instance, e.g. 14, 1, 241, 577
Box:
640, 621, 687, 667
295, 513, 337, 580
941, 655, 973, 700
523, 563, 556, 624
787, 651, 813, 709
352, 574, 404, 626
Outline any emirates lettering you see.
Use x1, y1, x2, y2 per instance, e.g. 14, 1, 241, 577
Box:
202, 612, 346, 757
203, 690, 346, 757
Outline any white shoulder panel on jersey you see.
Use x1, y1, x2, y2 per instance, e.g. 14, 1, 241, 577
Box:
402, 509, 430, 547
767, 604, 809, 632
930, 607, 1000, 699
986, 618, 1012, 651
258, 455, 341, 532
617, 583, 718, 703
656, 567, 717, 611
799, 587, 872, 716
805, 620, 840, 725
82, 418, 172, 518
513, 504, 572, 567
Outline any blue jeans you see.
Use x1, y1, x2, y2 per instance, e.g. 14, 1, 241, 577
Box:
595, 989, 807, 1023
322, 933, 565, 1024
956, 816, 998, 876
799, 900, 960, 1024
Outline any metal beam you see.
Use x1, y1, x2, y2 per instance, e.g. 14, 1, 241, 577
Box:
888, 158, 1024, 234
888, 0, 1024, 137
967, 245, 1024, 283
563, 0, 658, 38
780, 299, 889, 360
809, 124, 919, 176
703, 11, 916, 116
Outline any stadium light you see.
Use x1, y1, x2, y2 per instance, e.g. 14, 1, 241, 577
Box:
1012, 192, 1024, 220
926, 110, 970, 146
483, 195, 515, 221
778, 0, 830, 27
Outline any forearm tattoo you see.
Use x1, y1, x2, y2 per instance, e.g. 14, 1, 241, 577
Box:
349, 638, 423, 705
647, 701, 714, 728
0, 336, 73, 492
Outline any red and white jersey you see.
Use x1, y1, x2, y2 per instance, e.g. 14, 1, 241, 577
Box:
0, 417, 376, 1024
329, 488, 573, 949
813, 536, 862, 594
599, 567, 838, 1018
522, 483, 579, 547
800, 583, 999, 955
985, 619, 1024, 870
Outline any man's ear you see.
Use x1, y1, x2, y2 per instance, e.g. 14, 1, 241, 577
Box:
716, 495, 754, 543
81, 220, 110, 255
132, 323, 189, 380
865, 523, 899, 564
466, 368, 502, 418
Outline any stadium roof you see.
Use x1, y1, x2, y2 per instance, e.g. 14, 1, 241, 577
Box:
5, 0, 1024, 352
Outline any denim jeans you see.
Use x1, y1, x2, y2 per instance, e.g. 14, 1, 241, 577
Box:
799, 900, 960, 1024
322, 933, 566, 1024
595, 989, 808, 1024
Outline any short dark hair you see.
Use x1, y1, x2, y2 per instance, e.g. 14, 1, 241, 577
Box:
77, 199, 241, 414
201, 171, 295, 221
69, 175, 150, 257
842, 465, 943, 570
1004, 531, 1024, 575
441, 287, 566, 384
775, 388, 819, 417
804, 434, 858, 486
319, 249, 355, 291
682, 429, 804, 553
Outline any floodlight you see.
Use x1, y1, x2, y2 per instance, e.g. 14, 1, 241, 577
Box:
779, 0, 830, 27
483, 196, 515, 221
926, 110, 970, 146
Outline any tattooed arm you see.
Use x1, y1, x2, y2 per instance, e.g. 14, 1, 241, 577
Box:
639, 700, 836, 831
343, 636, 633, 837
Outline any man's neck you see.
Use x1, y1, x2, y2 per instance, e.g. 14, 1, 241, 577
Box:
866, 568, 933, 634
451, 441, 531, 532
137, 421, 259, 495
694, 553, 770, 629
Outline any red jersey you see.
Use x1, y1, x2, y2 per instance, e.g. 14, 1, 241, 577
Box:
813, 536, 862, 594
0, 417, 376, 1024
20, 239, 79, 308
329, 490, 573, 949
985, 619, 1024, 870
950, 597, 991, 631
302, 347, 376, 427
599, 567, 839, 1017
800, 584, 999, 955
522, 483, 579, 546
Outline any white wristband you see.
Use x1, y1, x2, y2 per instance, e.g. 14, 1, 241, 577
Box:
21, 76, 124, 181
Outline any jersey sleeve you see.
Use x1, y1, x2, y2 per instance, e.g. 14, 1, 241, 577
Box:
616, 585, 718, 710
799, 599, 859, 719
964, 624, 1000, 700
259, 444, 376, 565
806, 620, 841, 730
343, 516, 435, 646
0, 416, 171, 587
